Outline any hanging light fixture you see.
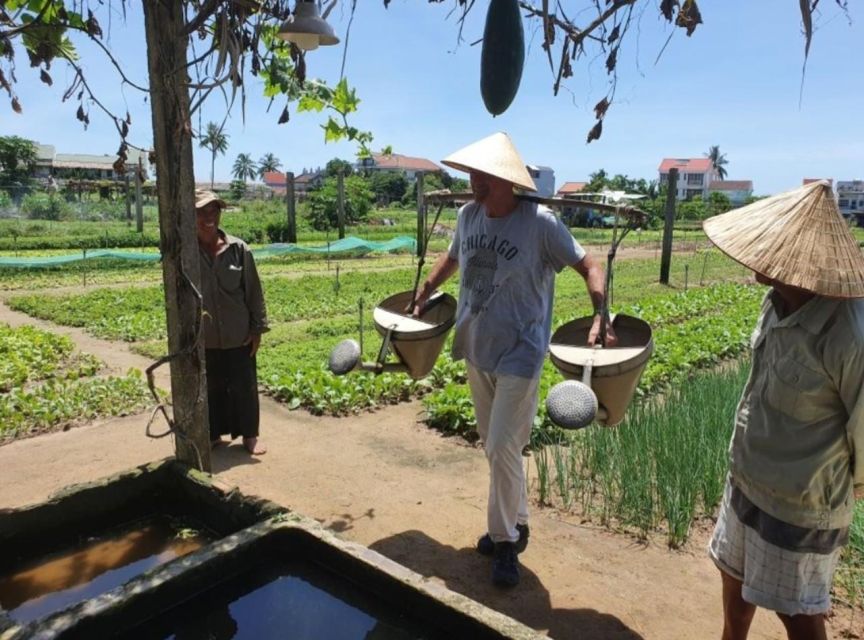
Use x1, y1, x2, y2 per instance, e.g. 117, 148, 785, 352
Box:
277, 1, 340, 51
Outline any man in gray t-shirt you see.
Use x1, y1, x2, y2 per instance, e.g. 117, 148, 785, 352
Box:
412, 133, 616, 588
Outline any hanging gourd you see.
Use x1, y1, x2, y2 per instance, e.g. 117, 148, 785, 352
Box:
480, 0, 525, 116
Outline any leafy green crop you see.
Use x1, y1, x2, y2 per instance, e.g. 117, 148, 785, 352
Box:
0, 323, 100, 391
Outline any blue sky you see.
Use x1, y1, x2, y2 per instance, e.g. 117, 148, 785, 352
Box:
2, 1, 861, 194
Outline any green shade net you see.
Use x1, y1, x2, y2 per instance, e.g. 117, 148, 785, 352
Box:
0, 236, 417, 268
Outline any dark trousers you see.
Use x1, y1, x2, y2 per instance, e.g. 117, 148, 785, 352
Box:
205, 346, 259, 441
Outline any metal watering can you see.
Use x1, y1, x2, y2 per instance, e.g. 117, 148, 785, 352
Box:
543, 197, 654, 430
329, 289, 456, 379
546, 315, 653, 428
329, 198, 457, 380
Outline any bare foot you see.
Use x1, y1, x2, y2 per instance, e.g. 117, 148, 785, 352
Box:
211, 438, 229, 449
243, 437, 267, 456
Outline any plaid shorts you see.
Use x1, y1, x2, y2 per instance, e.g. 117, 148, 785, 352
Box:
708, 480, 842, 616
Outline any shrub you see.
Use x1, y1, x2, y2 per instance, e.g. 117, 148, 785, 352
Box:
21, 193, 73, 221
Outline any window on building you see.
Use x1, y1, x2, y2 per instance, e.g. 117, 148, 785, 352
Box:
839, 199, 849, 207
687, 174, 703, 185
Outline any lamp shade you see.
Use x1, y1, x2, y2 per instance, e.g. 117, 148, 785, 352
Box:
277, 1, 339, 51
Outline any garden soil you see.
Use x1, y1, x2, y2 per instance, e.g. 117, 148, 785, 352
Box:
0, 301, 858, 640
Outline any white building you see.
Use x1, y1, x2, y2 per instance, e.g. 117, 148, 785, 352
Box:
527, 165, 555, 197
708, 180, 754, 206
34, 144, 150, 182
658, 158, 718, 200
837, 180, 864, 221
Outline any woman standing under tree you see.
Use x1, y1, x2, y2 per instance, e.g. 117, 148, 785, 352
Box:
195, 190, 269, 455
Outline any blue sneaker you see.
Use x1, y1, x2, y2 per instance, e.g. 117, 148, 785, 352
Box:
492, 541, 520, 587
476, 523, 529, 556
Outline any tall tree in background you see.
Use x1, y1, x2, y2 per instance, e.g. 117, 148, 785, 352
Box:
257, 153, 281, 178
0, 136, 38, 196
232, 153, 258, 184
705, 145, 729, 180
199, 123, 229, 189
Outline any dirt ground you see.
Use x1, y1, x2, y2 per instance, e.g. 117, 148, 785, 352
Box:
0, 300, 859, 640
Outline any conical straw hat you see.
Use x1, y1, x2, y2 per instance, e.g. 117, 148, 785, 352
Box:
441, 132, 537, 192
703, 181, 864, 298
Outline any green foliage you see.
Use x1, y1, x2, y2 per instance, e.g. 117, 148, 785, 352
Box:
231, 153, 258, 183
369, 172, 408, 204
20, 192, 73, 221
705, 145, 729, 180
0, 323, 100, 391
8, 287, 167, 342
0, 371, 151, 441
306, 175, 374, 231
229, 179, 247, 201
199, 122, 229, 188
257, 152, 281, 177
533, 362, 749, 547
0, 136, 38, 195
325, 158, 354, 178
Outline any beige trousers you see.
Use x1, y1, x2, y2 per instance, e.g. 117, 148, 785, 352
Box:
466, 362, 540, 544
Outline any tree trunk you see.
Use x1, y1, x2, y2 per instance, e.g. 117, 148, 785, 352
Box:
210, 152, 215, 189
143, 0, 211, 472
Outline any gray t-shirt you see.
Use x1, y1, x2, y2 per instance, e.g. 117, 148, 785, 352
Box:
448, 200, 586, 378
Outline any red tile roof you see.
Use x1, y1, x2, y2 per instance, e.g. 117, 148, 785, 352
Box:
371, 153, 441, 173
262, 171, 286, 186
709, 180, 753, 191
658, 158, 713, 173
803, 178, 833, 186
556, 181, 587, 195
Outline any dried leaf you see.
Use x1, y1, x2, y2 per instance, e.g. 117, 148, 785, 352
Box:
125, 111, 132, 125
660, 0, 676, 22
11, 96, 21, 113
76, 104, 85, 121
676, 0, 703, 36
278, 105, 290, 124
0, 69, 8, 93
586, 120, 603, 144
607, 24, 620, 45
120, 120, 129, 138
605, 47, 618, 74
86, 10, 103, 38
113, 157, 126, 175
40, 69, 52, 86
800, 0, 813, 61
594, 97, 610, 119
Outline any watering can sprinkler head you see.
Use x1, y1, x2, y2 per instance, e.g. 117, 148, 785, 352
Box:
545, 380, 605, 430
329, 339, 362, 376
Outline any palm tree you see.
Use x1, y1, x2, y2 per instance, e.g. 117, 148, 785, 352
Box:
705, 145, 729, 180
232, 153, 258, 184
257, 153, 282, 178
199, 122, 229, 189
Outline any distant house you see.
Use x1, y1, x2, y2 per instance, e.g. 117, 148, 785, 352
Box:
556, 181, 587, 198
658, 158, 718, 200
294, 170, 325, 198
527, 165, 555, 197
34, 144, 150, 182
837, 180, 864, 225
357, 152, 442, 181
262, 171, 288, 196
708, 180, 754, 206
